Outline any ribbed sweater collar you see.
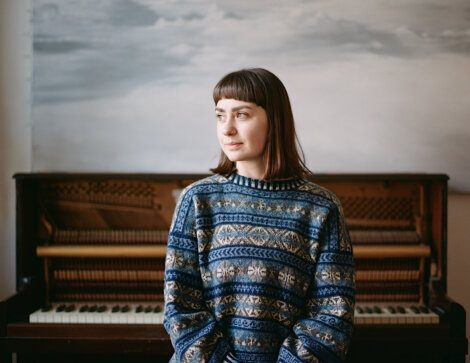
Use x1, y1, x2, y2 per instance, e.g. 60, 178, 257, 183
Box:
225, 172, 306, 191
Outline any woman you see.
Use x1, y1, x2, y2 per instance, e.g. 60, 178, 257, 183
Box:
164, 68, 355, 362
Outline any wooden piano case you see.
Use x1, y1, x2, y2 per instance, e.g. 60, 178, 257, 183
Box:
0, 173, 467, 363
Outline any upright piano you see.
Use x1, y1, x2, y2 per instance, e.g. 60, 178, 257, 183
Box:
0, 173, 467, 363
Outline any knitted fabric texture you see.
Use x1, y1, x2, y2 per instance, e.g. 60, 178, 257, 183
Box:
164, 173, 355, 363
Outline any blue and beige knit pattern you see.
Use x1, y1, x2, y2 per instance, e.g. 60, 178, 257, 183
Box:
164, 173, 355, 363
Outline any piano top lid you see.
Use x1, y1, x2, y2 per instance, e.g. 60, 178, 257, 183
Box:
13, 172, 450, 182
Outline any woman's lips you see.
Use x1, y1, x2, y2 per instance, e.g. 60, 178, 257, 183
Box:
225, 143, 242, 148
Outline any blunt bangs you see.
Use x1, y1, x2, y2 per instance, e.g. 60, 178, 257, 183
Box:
213, 70, 267, 108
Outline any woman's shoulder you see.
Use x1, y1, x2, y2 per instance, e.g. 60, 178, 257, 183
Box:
186, 173, 229, 190
177, 173, 229, 197
297, 178, 343, 210
170, 174, 229, 222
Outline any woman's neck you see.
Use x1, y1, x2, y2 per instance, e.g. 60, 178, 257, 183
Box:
235, 160, 266, 180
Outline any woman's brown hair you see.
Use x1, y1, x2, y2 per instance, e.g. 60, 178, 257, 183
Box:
210, 68, 313, 180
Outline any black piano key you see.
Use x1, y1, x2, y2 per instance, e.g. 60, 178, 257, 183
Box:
56, 304, 66, 312
41, 305, 53, 312
65, 304, 76, 312
121, 305, 130, 313
364, 306, 373, 314
79, 305, 89, 313
136, 305, 144, 313
373, 306, 382, 314
89, 305, 98, 313
144, 306, 153, 313
427, 306, 445, 324
97, 305, 107, 313
111, 305, 120, 313
419, 306, 429, 314
397, 306, 406, 314
153, 306, 162, 313
432, 305, 446, 315
387, 306, 396, 314
410, 306, 420, 314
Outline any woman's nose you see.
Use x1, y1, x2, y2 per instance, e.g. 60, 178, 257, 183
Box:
224, 127, 236, 136
223, 119, 237, 135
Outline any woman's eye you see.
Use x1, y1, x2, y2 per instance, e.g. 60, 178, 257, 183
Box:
237, 112, 248, 119
216, 114, 224, 121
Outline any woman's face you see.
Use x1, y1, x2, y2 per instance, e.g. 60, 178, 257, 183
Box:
215, 98, 269, 166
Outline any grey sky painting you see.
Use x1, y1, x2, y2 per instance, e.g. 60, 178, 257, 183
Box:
33, 0, 470, 191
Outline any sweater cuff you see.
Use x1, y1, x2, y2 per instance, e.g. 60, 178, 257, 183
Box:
223, 352, 239, 363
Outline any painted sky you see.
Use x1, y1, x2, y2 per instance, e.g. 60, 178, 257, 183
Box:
33, 0, 470, 191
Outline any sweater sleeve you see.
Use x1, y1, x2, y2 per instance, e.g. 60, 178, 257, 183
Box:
163, 187, 233, 363
277, 201, 355, 363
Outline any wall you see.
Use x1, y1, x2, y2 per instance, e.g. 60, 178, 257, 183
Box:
30, 1, 470, 192
0, 0, 32, 299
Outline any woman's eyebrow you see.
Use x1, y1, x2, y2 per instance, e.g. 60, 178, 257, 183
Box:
215, 105, 253, 112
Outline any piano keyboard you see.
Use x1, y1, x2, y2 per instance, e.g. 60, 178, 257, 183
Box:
30, 303, 440, 326
354, 304, 440, 325
29, 303, 164, 324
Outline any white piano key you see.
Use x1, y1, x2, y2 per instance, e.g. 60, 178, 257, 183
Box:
85, 312, 94, 324
29, 312, 39, 323
62, 311, 72, 324
93, 311, 103, 324
77, 311, 87, 324
110, 311, 121, 324
127, 311, 137, 324
118, 312, 128, 324
68, 310, 79, 323
152, 313, 164, 324
143, 312, 154, 324
34, 308, 55, 323
52, 311, 63, 323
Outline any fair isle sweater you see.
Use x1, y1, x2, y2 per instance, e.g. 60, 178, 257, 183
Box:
163, 172, 355, 363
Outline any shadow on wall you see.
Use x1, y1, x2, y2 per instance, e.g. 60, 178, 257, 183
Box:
0, 62, 15, 299
0, 0, 33, 299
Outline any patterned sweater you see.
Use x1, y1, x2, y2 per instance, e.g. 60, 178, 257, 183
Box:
164, 172, 355, 363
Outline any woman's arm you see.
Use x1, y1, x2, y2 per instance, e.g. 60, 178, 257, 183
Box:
164, 187, 233, 363
278, 202, 355, 363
